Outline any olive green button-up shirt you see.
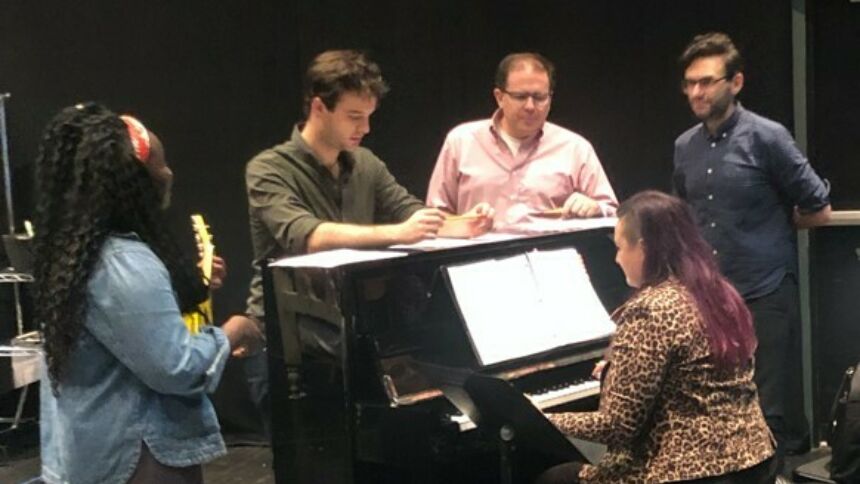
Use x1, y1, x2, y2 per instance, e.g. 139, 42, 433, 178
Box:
245, 126, 424, 319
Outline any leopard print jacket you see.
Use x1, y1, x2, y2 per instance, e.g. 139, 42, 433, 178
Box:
547, 279, 774, 483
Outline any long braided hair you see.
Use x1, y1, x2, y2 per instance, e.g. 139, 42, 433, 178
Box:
32, 102, 207, 391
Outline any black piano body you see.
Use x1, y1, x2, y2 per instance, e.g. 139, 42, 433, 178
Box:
262, 227, 629, 483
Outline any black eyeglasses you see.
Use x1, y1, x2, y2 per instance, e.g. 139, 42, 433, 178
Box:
501, 89, 553, 105
681, 75, 728, 92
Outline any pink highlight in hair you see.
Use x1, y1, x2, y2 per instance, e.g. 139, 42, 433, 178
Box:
618, 190, 756, 369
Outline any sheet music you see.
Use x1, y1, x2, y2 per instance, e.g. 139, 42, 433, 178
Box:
525, 250, 616, 344
269, 248, 408, 268
507, 216, 617, 235
390, 232, 526, 251
445, 248, 615, 366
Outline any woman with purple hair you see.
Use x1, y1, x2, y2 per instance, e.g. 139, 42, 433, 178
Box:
537, 191, 775, 483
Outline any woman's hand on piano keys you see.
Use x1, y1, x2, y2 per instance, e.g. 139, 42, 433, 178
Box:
592, 359, 607, 380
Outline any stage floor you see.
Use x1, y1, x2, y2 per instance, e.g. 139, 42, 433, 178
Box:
0, 428, 833, 484
0, 429, 275, 484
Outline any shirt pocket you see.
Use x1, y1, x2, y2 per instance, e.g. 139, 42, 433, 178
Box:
721, 158, 771, 210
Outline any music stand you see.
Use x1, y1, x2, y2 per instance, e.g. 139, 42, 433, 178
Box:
463, 373, 595, 464
417, 362, 603, 484
412, 361, 479, 424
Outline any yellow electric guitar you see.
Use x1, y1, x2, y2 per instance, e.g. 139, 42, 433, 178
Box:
183, 214, 215, 334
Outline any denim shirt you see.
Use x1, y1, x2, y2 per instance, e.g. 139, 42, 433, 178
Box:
673, 104, 830, 299
40, 234, 230, 484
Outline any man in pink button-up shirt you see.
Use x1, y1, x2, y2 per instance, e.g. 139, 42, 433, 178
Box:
426, 52, 618, 229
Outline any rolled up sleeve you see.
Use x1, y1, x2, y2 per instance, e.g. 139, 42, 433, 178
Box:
246, 157, 325, 255
765, 125, 830, 213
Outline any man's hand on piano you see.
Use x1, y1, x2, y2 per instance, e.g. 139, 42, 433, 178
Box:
394, 208, 446, 243
222, 314, 265, 358
438, 203, 494, 238
562, 192, 602, 218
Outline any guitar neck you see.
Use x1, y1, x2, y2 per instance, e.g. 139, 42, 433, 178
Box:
191, 214, 215, 285
185, 214, 215, 333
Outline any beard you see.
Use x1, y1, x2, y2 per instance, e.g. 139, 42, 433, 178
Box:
692, 92, 734, 123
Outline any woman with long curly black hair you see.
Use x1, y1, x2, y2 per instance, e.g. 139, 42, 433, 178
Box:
34, 103, 256, 484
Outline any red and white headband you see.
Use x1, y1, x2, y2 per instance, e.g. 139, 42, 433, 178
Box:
119, 114, 151, 162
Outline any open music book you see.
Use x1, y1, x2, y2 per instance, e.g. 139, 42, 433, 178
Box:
445, 248, 615, 366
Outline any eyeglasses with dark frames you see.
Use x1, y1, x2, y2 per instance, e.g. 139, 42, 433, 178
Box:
501, 89, 553, 105
681, 75, 729, 92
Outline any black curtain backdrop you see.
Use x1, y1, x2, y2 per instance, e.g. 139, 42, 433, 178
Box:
807, 0, 860, 441
8, 0, 858, 434
809, 0, 860, 209
0, 0, 806, 319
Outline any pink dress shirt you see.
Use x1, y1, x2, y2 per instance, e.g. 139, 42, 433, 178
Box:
426, 112, 618, 228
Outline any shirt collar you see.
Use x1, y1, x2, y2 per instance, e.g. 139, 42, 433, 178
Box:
289, 124, 355, 178
702, 102, 743, 141
110, 232, 142, 241
489, 109, 544, 149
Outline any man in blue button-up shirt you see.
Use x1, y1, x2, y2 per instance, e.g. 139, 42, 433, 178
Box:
673, 32, 831, 468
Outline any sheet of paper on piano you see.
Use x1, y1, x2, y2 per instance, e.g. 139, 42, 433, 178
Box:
507, 216, 618, 235
445, 248, 615, 366
269, 248, 409, 268
390, 231, 526, 251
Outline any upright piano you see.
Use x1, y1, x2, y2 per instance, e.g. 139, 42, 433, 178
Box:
262, 226, 629, 483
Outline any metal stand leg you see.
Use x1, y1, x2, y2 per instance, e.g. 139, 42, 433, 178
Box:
11, 384, 28, 430
499, 424, 516, 484
0, 385, 31, 430
0, 93, 37, 434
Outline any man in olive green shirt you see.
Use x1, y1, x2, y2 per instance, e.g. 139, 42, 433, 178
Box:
231, 50, 492, 433
242, 50, 492, 336
243, 125, 431, 327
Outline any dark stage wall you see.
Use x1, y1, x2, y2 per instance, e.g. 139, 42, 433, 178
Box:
809, 0, 860, 209
1, 0, 809, 319
807, 0, 860, 440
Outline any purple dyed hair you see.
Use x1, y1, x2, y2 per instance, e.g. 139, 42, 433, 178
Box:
617, 190, 756, 369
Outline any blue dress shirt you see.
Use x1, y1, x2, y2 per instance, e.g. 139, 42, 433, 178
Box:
673, 104, 829, 299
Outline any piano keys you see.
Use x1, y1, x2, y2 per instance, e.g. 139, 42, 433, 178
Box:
450, 378, 601, 432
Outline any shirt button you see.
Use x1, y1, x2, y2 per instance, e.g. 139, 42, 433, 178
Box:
710, 142, 716, 148
708, 194, 714, 200
713, 249, 719, 256
707, 168, 713, 175
722, 133, 727, 139
710, 222, 716, 228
